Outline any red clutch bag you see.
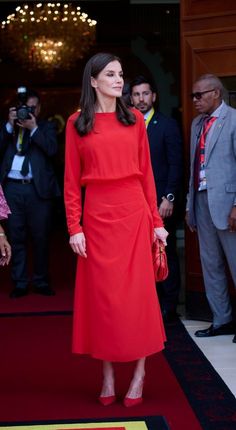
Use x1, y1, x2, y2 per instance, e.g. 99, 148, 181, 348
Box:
152, 239, 169, 282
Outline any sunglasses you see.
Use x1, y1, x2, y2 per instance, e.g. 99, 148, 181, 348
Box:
190, 88, 215, 100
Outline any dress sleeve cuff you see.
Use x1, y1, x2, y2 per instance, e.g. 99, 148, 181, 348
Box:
68, 225, 83, 236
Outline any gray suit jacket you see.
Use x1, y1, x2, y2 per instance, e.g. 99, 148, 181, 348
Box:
187, 102, 236, 230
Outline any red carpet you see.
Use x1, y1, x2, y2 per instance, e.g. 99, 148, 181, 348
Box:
0, 230, 75, 315
0, 315, 202, 430
0, 283, 73, 315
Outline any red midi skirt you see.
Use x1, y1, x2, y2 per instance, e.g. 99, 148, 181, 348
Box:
72, 177, 166, 362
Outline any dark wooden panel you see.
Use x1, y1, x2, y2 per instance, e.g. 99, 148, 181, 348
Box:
182, 0, 236, 18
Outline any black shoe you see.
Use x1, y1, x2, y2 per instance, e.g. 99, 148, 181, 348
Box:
233, 334, 236, 343
195, 321, 236, 337
10, 288, 28, 298
162, 309, 179, 324
33, 286, 55, 296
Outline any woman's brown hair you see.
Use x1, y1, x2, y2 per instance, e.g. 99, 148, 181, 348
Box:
75, 52, 136, 136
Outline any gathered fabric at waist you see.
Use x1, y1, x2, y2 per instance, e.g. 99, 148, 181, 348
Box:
80, 172, 143, 188
84, 177, 145, 207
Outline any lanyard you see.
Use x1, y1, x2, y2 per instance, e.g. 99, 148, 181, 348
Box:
145, 107, 155, 128
199, 116, 216, 166
17, 128, 24, 154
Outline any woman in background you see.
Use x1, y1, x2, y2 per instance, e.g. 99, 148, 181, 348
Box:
64, 52, 168, 407
0, 184, 11, 265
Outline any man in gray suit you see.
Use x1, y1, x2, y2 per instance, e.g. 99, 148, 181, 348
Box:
186, 74, 236, 342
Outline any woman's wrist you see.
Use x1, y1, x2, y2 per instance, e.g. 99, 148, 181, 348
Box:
0, 232, 6, 237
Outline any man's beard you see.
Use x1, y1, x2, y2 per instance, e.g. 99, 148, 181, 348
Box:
136, 103, 150, 114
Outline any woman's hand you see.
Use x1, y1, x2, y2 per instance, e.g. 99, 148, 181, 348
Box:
154, 227, 169, 246
0, 234, 11, 266
69, 232, 87, 258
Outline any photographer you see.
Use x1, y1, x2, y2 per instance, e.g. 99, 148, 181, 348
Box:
0, 88, 60, 297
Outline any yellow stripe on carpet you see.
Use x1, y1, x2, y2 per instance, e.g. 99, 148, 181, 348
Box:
3, 422, 148, 430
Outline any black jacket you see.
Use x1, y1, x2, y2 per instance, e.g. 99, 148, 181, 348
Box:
147, 110, 183, 206
0, 119, 60, 199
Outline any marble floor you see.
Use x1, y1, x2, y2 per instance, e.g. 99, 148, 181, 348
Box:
181, 318, 236, 398
176, 227, 236, 399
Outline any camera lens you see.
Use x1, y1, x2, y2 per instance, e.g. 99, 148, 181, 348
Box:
17, 106, 30, 120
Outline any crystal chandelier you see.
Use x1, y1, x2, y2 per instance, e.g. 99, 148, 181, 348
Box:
0, 2, 97, 71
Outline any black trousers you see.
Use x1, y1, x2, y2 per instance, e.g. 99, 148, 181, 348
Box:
4, 180, 52, 289
156, 215, 181, 313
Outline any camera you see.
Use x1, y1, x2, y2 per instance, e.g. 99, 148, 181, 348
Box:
16, 87, 35, 120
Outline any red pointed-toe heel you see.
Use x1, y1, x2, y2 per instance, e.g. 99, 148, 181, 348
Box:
98, 395, 116, 406
123, 376, 144, 407
123, 396, 143, 407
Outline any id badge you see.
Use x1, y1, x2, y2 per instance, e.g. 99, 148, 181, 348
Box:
199, 170, 207, 190
199, 169, 206, 180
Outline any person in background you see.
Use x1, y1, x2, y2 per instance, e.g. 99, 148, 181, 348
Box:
64, 52, 168, 407
0, 88, 60, 297
186, 74, 236, 343
130, 75, 183, 323
0, 184, 11, 266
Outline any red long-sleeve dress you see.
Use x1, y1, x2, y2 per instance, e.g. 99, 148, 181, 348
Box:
64, 109, 166, 362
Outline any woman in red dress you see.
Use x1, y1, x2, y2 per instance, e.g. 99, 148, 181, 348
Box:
64, 52, 168, 407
